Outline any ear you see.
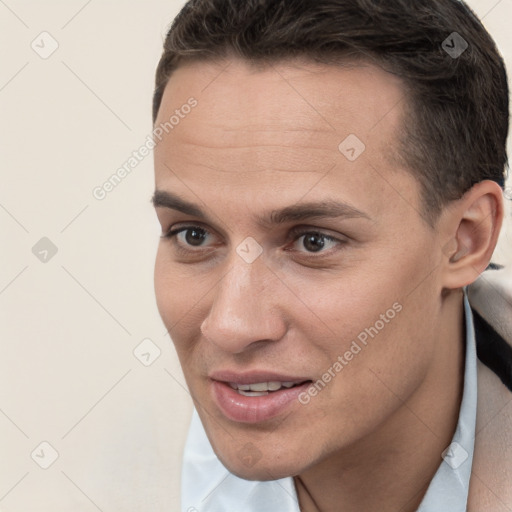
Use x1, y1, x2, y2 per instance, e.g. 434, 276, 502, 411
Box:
441, 180, 505, 290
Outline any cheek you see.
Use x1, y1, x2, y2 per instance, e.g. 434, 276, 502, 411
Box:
154, 246, 176, 324
277, 266, 402, 351
154, 247, 201, 339
284, 246, 438, 401
154, 246, 228, 378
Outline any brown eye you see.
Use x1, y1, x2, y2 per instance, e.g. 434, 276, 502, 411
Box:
302, 233, 327, 252
290, 230, 341, 254
163, 226, 212, 248
183, 228, 207, 246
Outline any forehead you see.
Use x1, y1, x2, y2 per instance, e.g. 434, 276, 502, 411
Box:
155, 56, 406, 145
153, 57, 420, 222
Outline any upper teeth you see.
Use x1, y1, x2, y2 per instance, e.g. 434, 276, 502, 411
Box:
229, 381, 298, 392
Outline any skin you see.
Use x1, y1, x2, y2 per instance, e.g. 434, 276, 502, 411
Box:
152, 57, 503, 512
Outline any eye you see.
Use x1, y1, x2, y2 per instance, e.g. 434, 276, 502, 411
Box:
162, 224, 346, 258
290, 229, 344, 254
163, 225, 213, 248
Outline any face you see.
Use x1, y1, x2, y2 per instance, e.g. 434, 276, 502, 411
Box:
153, 58, 448, 480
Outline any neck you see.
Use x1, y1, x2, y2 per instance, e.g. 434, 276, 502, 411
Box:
295, 290, 466, 512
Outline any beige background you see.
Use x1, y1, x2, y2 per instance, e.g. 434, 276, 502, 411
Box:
0, 1, 511, 511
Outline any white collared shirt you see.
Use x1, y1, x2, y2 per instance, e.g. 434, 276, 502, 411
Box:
181, 292, 477, 512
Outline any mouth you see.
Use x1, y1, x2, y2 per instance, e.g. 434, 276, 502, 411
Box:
209, 371, 313, 423
227, 380, 310, 396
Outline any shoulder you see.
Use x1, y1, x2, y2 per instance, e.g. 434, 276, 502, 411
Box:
468, 265, 512, 390
467, 266, 512, 511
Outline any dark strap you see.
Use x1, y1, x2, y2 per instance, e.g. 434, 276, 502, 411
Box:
473, 308, 512, 392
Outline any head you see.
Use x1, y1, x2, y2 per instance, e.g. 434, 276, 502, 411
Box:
152, 0, 508, 480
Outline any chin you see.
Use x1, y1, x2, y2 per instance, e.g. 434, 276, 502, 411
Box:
216, 450, 305, 481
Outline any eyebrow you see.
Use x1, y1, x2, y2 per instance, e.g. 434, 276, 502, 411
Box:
151, 189, 371, 227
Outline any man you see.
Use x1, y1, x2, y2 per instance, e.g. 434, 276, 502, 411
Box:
150, 0, 512, 510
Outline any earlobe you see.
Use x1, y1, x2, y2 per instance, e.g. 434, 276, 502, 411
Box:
442, 180, 504, 290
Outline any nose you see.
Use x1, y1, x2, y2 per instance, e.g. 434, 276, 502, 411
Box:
200, 256, 287, 354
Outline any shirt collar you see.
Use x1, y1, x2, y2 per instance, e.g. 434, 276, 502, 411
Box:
416, 289, 477, 511
181, 291, 477, 512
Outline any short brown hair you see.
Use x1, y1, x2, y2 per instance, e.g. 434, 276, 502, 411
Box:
152, 0, 509, 222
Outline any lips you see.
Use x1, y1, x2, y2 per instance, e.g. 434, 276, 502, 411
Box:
209, 370, 312, 423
